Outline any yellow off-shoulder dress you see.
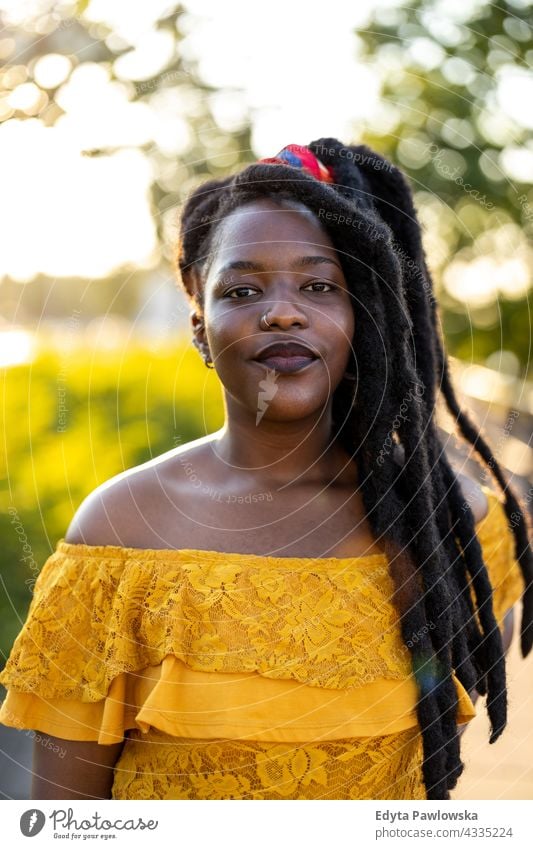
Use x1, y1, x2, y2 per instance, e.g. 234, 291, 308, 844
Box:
0, 488, 524, 800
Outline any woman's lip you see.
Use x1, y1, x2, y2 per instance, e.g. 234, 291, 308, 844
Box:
254, 355, 316, 373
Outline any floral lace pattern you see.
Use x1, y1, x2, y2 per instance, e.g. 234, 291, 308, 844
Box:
112, 726, 426, 800
470, 493, 524, 627
0, 544, 413, 700
0, 486, 524, 800
1, 489, 521, 703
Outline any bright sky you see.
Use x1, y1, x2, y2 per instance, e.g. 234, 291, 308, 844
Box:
0, 0, 378, 283
177, 0, 377, 155
0, 0, 531, 299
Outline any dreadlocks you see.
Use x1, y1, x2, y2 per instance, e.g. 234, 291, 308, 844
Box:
173, 136, 533, 800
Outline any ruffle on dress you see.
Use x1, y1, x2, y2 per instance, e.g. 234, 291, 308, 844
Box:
0, 487, 523, 746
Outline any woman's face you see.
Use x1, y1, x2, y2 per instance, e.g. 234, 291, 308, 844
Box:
193, 197, 355, 424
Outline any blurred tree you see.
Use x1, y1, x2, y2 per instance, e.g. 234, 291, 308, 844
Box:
357, 0, 533, 375
0, 0, 254, 266
1, 0, 531, 376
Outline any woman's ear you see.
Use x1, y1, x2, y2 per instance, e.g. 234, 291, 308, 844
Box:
190, 310, 211, 363
182, 264, 211, 362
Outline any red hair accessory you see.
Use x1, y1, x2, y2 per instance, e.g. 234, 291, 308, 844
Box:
258, 143, 335, 184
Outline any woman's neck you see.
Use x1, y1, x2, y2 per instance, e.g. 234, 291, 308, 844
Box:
211, 415, 356, 489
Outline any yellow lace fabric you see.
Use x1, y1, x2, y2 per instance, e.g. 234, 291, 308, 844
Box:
112, 726, 426, 800
469, 489, 525, 627
0, 486, 524, 799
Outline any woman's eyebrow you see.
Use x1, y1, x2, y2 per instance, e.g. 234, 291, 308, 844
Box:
216, 255, 343, 276
293, 255, 343, 271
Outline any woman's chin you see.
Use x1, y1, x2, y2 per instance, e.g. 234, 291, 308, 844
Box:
249, 395, 331, 425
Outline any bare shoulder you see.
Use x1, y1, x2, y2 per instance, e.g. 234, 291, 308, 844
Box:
63, 468, 147, 546
455, 471, 489, 524
64, 435, 219, 547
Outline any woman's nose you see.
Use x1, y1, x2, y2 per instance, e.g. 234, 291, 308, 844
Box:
259, 294, 309, 329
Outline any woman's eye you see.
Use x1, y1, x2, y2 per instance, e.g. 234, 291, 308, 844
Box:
225, 286, 258, 298
305, 280, 335, 293
224, 280, 336, 298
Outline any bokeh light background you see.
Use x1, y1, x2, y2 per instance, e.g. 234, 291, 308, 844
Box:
0, 0, 532, 800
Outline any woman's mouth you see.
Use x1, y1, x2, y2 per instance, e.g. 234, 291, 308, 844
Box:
253, 342, 319, 374
255, 355, 316, 373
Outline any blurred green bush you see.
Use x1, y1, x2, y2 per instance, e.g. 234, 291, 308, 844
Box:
0, 341, 224, 663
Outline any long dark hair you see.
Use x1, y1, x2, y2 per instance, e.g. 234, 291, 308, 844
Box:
174, 137, 533, 800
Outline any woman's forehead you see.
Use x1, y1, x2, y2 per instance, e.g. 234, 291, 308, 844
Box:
212, 197, 335, 252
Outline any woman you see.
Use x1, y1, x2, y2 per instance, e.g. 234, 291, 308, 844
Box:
0, 139, 531, 801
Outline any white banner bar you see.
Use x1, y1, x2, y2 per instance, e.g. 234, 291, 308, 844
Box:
2, 799, 531, 848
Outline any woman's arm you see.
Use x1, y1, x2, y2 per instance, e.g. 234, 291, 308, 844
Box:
31, 735, 125, 800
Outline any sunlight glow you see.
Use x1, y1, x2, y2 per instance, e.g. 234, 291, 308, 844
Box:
0, 0, 532, 288
0, 328, 36, 367
0, 119, 158, 280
